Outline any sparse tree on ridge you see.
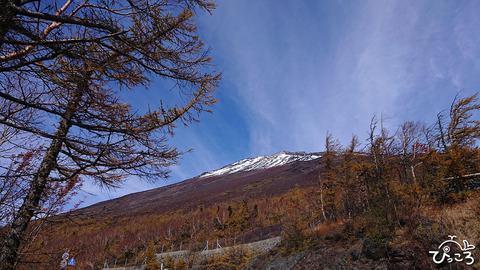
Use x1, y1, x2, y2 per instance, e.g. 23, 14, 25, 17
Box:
341, 135, 362, 221
396, 121, 425, 184
436, 93, 480, 197
0, 0, 220, 267
319, 131, 340, 221
363, 115, 401, 231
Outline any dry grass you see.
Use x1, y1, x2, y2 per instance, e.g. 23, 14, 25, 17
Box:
312, 220, 346, 239
436, 192, 480, 242
411, 192, 480, 268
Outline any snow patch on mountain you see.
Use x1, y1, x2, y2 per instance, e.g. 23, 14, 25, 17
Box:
200, 151, 322, 178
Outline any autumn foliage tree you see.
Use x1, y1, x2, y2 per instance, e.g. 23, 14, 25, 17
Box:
340, 135, 363, 221
0, 0, 220, 268
0, 148, 82, 225
319, 132, 340, 221
436, 93, 480, 196
0, 148, 83, 267
316, 93, 480, 240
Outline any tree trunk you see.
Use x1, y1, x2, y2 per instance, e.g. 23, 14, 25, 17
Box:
319, 177, 327, 221
0, 0, 18, 42
0, 85, 85, 269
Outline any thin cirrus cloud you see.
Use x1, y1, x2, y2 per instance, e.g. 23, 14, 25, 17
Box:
198, 0, 480, 152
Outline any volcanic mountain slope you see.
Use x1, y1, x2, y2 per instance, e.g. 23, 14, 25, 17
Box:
77, 151, 323, 217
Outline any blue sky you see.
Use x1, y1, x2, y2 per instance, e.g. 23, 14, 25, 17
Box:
80, 0, 480, 206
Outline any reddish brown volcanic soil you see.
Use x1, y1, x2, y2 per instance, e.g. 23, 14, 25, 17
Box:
75, 157, 322, 217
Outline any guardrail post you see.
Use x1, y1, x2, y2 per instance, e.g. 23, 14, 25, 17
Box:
203, 240, 209, 251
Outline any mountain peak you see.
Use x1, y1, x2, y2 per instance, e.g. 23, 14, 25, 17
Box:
200, 151, 322, 178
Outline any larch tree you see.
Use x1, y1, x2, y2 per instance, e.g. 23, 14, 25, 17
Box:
436, 93, 480, 197
319, 131, 340, 221
0, 0, 220, 268
341, 135, 362, 220
396, 121, 425, 184
364, 116, 400, 232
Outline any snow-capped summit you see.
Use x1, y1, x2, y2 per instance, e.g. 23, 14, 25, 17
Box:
200, 151, 322, 178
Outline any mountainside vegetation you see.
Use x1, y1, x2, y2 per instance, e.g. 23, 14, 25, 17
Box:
6, 93, 480, 269
0, 0, 219, 268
